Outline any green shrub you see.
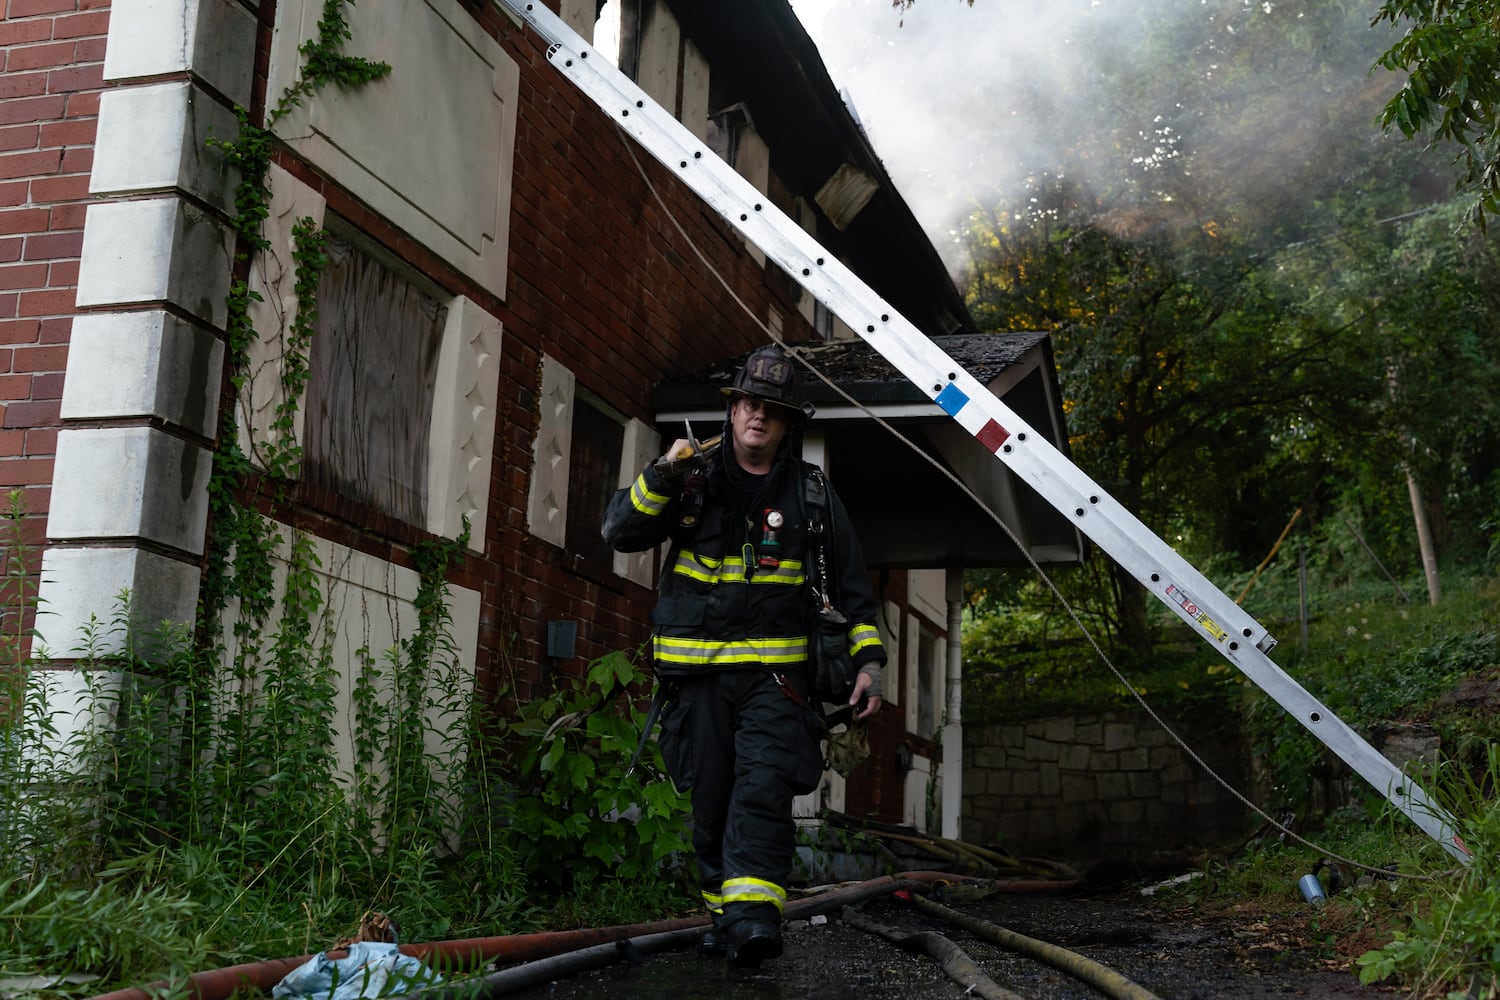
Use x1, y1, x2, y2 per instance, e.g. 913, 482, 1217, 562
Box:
501, 649, 694, 920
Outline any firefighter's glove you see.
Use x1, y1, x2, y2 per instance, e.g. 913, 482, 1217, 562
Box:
652, 435, 722, 482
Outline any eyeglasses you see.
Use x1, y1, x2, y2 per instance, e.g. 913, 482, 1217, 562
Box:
735, 397, 786, 418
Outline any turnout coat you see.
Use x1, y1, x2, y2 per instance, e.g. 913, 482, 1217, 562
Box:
602, 443, 885, 679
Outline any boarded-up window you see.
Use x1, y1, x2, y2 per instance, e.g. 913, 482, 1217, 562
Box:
304, 232, 447, 527
566, 396, 624, 566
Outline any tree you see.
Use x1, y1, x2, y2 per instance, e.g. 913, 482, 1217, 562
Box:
962, 175, 1378, 651
1374, 0, 1500, 227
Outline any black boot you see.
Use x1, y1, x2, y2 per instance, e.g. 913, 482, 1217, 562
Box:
726, 918, 782, 966
697, 925, 730, 957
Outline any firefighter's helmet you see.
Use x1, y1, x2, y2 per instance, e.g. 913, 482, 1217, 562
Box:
721, 345, 807, 419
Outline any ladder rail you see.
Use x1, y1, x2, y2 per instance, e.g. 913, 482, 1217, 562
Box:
496, 0, 1470, 862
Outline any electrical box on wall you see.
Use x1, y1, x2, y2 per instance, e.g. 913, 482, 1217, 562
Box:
546, 619, 577, 659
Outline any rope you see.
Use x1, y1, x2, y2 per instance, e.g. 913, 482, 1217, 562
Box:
616, 128, 1451, 882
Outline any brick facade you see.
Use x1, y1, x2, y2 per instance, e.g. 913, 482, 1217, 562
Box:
1, 0, 977, 833
0, 0, 107, 571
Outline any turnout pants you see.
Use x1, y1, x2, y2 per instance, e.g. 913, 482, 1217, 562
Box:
657, 668, 824, 927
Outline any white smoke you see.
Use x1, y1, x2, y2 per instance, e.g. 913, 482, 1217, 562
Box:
790, 0, 1406, 263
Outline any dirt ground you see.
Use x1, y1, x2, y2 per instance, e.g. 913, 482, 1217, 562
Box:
509, 883, 1404, 1000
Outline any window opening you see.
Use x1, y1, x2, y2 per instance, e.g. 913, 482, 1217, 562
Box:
567, 394, 625, 565
917, 626, 939, 739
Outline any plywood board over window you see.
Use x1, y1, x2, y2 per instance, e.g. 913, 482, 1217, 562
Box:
305, 231, 447, 527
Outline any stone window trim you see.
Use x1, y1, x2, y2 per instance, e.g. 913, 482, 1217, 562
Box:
241, 186, 502, 553
526, 355, 656, 588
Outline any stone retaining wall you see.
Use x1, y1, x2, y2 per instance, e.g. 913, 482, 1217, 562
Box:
962, 711, 1250, 857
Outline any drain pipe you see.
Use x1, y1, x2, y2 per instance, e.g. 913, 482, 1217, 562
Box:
941, 568, 964, 841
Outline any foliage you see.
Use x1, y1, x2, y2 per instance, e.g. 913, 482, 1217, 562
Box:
1244, 577, 1500, 815
0, 872, 209, 986
0, 2, 691, 993
500, 649, 694, 917
1374, 0, 1500, 228
1357, 745, 1500, 997
956, 1, 1500, 659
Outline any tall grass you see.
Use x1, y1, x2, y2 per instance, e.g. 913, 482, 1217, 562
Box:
0, 493, 691, 996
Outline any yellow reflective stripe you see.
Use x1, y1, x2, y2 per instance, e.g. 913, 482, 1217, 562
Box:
721, 877, 786, 911
702, 890, 725, 914
653, 635, 809, 667
750, 559, 805, 585
629, 472, 671, 518
673, 551, 733, 583
672, 553, 806, 585
849, 623, 883, 657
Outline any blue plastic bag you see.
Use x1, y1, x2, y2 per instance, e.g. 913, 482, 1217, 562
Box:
271, 941, 442, 1000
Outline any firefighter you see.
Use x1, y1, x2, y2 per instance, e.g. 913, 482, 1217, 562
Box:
603, 344, 886, 965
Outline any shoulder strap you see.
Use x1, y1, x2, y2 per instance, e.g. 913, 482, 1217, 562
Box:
803, 462, 828, 525
801, 462, 838, 608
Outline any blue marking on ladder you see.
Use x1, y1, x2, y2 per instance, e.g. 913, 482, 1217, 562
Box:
935, 383, 969, 417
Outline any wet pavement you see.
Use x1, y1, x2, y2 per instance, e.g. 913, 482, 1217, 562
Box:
506, 889, 1398, 1000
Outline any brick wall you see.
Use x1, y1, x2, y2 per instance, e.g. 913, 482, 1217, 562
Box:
0, 0, 106, 561
258, 11, 819, 711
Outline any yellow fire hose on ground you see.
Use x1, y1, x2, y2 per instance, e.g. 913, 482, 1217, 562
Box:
908, 893, 1163, 1000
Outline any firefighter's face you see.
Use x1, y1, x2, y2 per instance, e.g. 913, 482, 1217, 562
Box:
730, 395, 788, 467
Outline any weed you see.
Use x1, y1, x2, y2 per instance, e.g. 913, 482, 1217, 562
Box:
500, 649, 694, 920
1357, 745, 1500, 997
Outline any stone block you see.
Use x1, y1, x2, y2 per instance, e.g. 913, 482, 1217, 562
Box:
1149, 746, 1180, 768
973, 746, 1007, 769
36, 547, 200, 658
1060, 774, 1094, 803
1096, 772, 1130, 800
1103, 721, 1135, 751
1042, 717, 1076, 741
1127, 771, 1162, 798
1023, 736, 1059, 762
103, 0, 256, 105
48, 426, 212, 555
1059, 743, 1091, 771
1012, 770, 1041, 796
1162, 763, 1195, 785
76, 198, 235, 328
62, 311, 223, 436
267, 0, 519, 294
1118, 747, 1150, 771
91, 81, 238, 214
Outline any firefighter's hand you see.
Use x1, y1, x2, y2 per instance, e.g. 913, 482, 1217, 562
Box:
652, 438, 696, 481
851, 671, 881, 720
653, 436, 722, 480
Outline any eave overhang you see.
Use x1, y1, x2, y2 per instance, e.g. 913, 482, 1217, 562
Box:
654, 334, 1087, 571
